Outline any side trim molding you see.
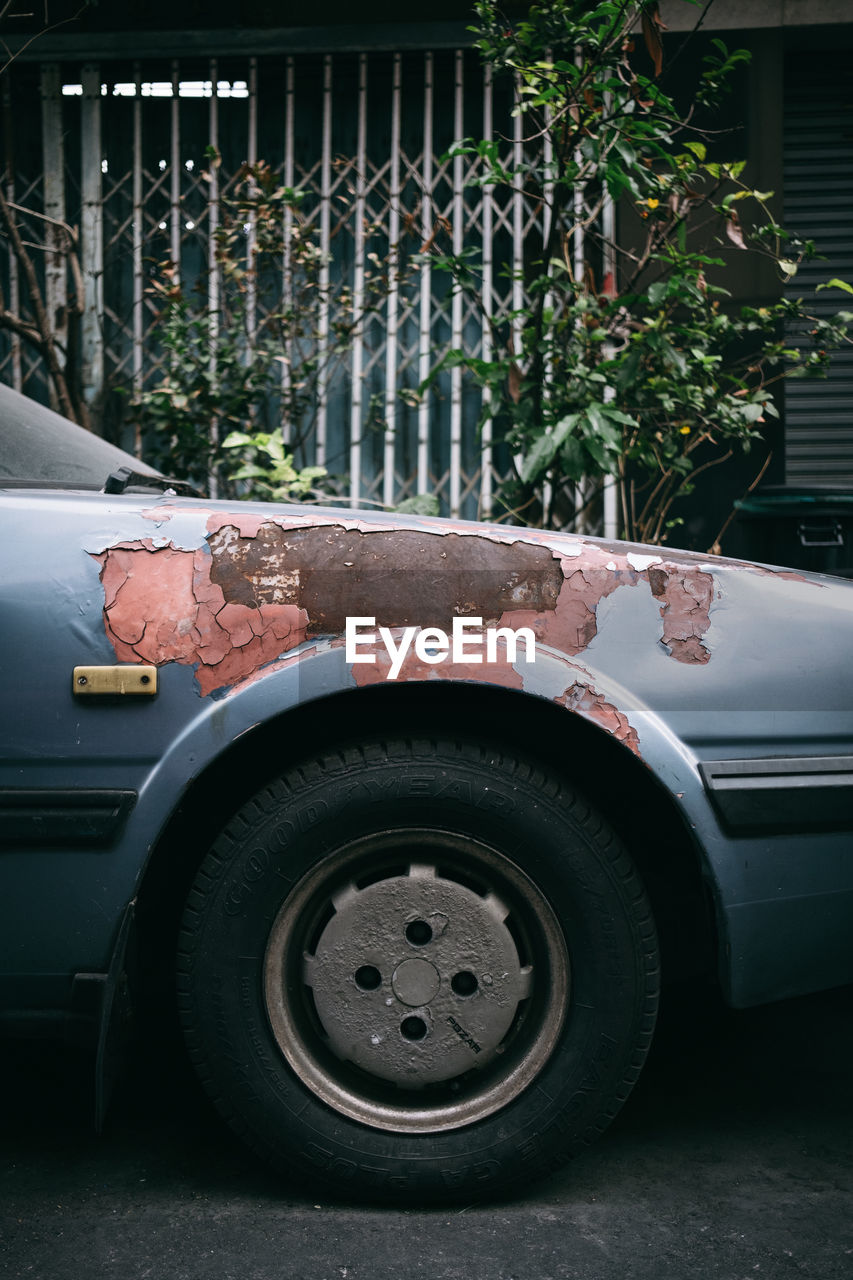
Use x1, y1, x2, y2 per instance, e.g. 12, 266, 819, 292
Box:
0, 789, 138, 848
699, 756, 853, 833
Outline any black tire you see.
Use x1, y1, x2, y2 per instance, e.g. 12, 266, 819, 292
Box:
177, 735, 659, 1202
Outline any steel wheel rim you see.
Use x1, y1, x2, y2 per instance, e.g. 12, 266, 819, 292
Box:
263, 829, 570, 1133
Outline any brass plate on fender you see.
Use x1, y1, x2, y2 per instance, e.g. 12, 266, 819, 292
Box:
72, 665, 158, 696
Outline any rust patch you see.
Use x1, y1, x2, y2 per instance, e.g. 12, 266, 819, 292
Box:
221, 641, 328, 695
206, 524, 563, 631
497, 561, 631, 656
94, 540, 307, 696
557, 681, 641, 755
648, 565, 714, 664
500, 544, 714, 665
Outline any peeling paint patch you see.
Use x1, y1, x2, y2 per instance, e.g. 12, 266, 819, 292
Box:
499, 562, 630, 656
494, 541, 715, 665
557, 681, 641, 755
94, 541, 307, 695
140, 504, 212, 525
206, 511, 270, 540
206, 509, 404, 540
88, 504, 743, 734
222, 640, 330, 695
91, 517, 722, 701
134, 506, 215, 551
627, 552, 663, 572
648, 565, 714, 665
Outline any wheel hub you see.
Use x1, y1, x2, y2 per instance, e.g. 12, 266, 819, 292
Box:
392, 957, 441, 1006
303, 865, 532, 1085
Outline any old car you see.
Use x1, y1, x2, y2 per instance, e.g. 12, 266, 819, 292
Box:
1, 379, 851, 1201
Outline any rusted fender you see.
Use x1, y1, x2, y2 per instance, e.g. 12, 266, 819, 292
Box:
87, 502, 811, 758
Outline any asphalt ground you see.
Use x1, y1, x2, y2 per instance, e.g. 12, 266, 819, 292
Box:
1, 983, 851, 1280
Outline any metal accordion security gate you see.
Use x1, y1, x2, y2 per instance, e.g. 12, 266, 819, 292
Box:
1, 36, 615, 529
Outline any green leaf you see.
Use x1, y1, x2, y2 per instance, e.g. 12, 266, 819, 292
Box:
520, 413, 579, 486
560, 435, 587, 482
582, 433, 611, 471
816, 278, 853, 295
231, 464, 270, 480
551, 412, 581, 448
394, 494, 441, 516
520, 430, 559, 485
600, 406, 638, 427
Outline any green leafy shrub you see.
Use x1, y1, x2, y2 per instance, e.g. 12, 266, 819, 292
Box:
133, 156, 395, 502
423, 1, 852, 543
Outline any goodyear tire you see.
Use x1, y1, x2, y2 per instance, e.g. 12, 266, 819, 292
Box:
177, 736, 659, 1202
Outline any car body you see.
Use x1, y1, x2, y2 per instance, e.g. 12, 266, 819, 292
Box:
1, 381, 852, 1201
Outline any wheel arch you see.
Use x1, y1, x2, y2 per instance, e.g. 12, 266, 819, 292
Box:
134, 681, 718, 1017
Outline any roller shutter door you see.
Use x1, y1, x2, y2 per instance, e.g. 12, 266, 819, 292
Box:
784, 52, 853, 485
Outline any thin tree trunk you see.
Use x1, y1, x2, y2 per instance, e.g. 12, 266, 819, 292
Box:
0, 184, 79, 423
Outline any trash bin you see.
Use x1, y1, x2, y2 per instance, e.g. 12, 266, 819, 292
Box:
735, 487, 853, 577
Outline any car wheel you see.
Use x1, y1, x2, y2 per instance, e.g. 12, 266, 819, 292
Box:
177, 735, 659, 1201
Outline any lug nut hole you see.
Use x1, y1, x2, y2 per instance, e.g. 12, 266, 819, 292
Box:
400, 1016, 428, 1042
405, 919, 433, 946
451, 970, 479, 997
354, 965, 382, 991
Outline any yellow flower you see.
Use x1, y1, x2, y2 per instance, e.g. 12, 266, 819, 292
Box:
646, 198, 660, 209
679, 425, 691, 435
